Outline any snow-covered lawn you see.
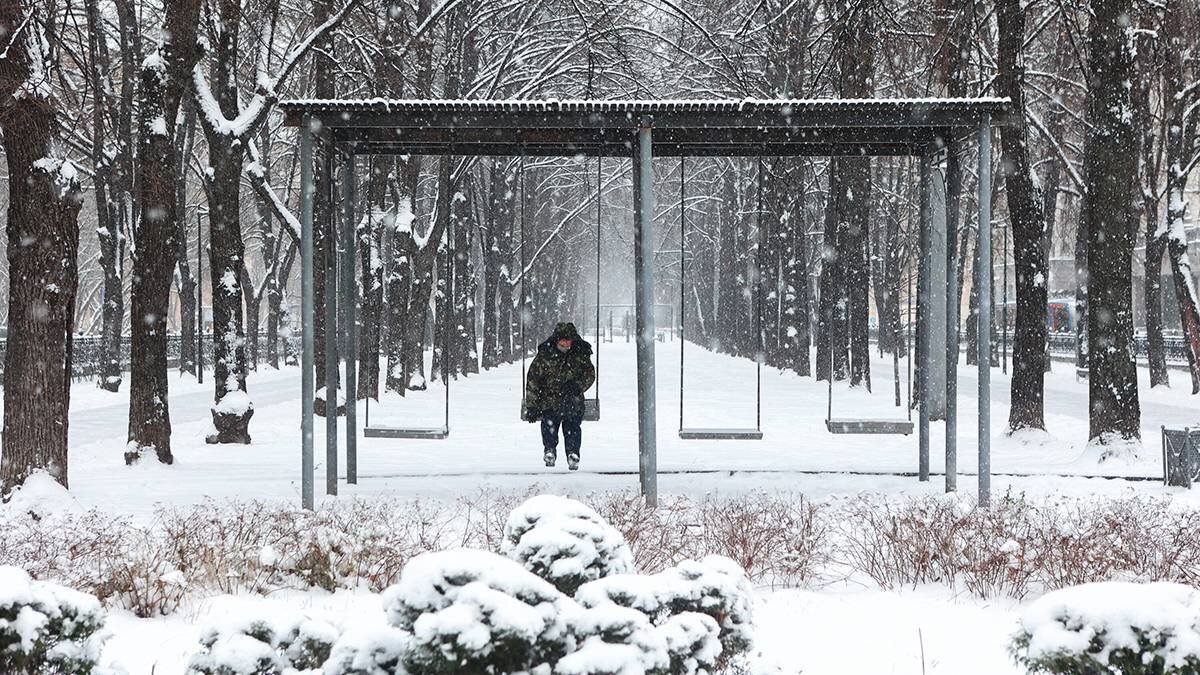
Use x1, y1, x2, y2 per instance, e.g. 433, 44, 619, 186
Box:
7, 340, 1199, 673
62, 340, 1199, 516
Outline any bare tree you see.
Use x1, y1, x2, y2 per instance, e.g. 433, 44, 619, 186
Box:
192, 0, 354, 442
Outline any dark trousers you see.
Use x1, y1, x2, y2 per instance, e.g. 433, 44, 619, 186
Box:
541, 410, 582, 457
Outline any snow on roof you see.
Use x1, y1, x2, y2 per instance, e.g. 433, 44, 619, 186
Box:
278, 97, 1011, 116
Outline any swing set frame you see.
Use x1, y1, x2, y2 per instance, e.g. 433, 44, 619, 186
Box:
280, 98, 1011, 509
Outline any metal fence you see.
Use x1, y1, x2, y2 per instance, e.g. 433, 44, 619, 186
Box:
872, 328, 1193, 366
0, 333, 285, 382
1039, 332, 1191, 365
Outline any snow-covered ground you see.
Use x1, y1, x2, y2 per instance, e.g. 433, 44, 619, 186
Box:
19, 340, 1200, 673
65, 339, 1198, 516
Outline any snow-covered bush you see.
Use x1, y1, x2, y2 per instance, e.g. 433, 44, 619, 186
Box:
382, 549, 575, 673
321, 626, 408, 675
557, 604, 669, 675
577, 556, 753, 663
1011, 582, 1200, 674
186, 615, 339, 674
558, 607, 721, 675
503, 495, 635, 596
0, 566, 108, 674
655, 613, 722, 675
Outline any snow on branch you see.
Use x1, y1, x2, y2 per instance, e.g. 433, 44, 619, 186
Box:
245, 159, 301, 245
1027, 108, 1085, 191
192, 0, 359, 140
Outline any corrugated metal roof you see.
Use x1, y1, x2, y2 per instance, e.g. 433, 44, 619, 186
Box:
278, 97, 1010, 116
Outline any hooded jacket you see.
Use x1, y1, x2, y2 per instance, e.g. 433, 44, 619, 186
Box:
524, 322, 596, 418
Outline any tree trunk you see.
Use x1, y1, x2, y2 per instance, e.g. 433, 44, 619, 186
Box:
780, 158, 811, 376
837, 2, 875, 388
1144, 234, 1169, 386
1083, 0, 1141, 444
1132, 15, 1169, 388
874, 163, 904, 361
385, 252, 413, 393
842, 155, 872, 389
480, 160, 506, 369
241, 264, 260, 371
816, 160, 843, 381
176, 100, 199, 377
266, 243, 296, 370
312, 0, 334, 394
83, 0, 124, 392
1166, 232, 1200, 394
205, 132, 253, 443
198, 0, 253, 443
125, 0, 202, 463
715, 165, 741, 353
452, 174, 479, 375
357, 157, 387, 397
1159, 0, 1200, 392
0, 0, 84, 493
997, 0, 1049, 431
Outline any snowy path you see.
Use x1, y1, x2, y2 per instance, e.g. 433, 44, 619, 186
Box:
68, 368, 301, 441
52, 340, 1199, 516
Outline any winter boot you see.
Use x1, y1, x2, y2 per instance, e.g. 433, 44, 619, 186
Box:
544, 449, 557, 467
567, 452, 580, 471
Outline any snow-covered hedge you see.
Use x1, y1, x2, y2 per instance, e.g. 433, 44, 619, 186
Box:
382, 549, 575, 673
0, 565, 108, 674
576, 556, 754, 661
371, 497, 745, 675
321, 626, 407, 675
655, 612, 722, 675
1011, 582, 1200, 674
502, 495, 635, 596
186, 615, 339, 674
557, 604, 669, 675
153, 492, 748, 667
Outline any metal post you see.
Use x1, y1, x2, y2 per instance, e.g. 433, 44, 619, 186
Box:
299, 118, 315, 510
196, 209, 204, 384
679, 158, 685, 432
342, 152, 357, 485
917, 153, 932, 482
977, 117, 993, 506
755, 155, 764, 432
595, 157, 602, 400
324, 143, 338, 496
632, 116, 658, 507
944, 142, 959, 493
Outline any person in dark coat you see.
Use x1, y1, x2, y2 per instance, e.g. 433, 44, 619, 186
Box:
524, 322, 595, 470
